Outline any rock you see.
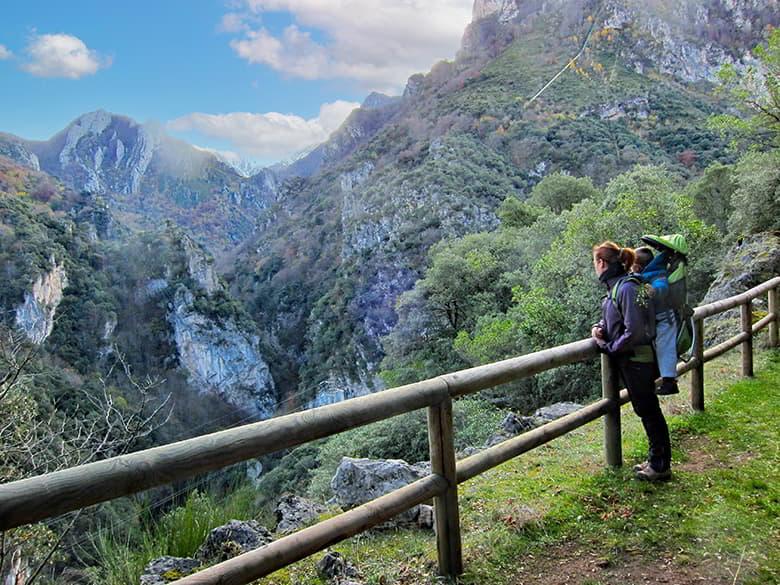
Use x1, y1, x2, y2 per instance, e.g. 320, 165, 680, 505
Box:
169, 288, 276, 418
458, 446, 483, 458
330, 457, 431, 527
316, 551, 361, 582
139, 556, 200, 585
246, 460, 263, 487
485, 432, 511, 447
701, 232, 780, 346
196, 520, 273, 564
14, 257, 68, 345
416, 504, 435, 529
500, 413, 539, 435
275, 494, 325, 534
533, 402, 583, 422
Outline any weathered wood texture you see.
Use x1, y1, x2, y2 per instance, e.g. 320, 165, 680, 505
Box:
0, 278, 777, 585
691, 318, 706, 411
770, 287, 779, 348
741, 300, 754, 377
174, 475, 448, 585
601, 354, 622, 467
427, 397, 462, 576
0, 377, 449, 530
442, 339, 598, 397
694, 277, 780, 320
455, 394, 630, 484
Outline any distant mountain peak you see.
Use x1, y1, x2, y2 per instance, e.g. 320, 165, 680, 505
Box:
472, 0, 518, 23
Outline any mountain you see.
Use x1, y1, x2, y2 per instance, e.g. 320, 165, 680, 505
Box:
1, 0, 777, 414
0, 111, 280, 251
227, 0, 777, 406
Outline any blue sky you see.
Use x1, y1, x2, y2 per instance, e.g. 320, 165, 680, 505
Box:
0, 1, 473, 163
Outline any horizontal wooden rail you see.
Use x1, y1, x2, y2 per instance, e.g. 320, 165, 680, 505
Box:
175, 474, 448, 585
442, 339, 597, 397
0, 275, 776, 584
752, 312, 776, 334
0, 377, 449, 530
693, 277, 780, 320
456, 390, 630, 483
704, 332, 751, 363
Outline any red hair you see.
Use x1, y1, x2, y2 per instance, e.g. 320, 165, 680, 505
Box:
593, 240, 635, 272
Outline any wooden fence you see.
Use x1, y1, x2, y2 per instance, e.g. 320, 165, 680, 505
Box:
0, 276, 777, 584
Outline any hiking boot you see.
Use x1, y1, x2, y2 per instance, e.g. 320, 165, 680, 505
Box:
632, 460, 651, 473
635, 465, 672, 482
656, 378, 679, 396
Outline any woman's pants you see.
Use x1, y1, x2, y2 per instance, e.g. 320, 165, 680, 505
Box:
615, 356, 672, 472
655, 310, 678, 378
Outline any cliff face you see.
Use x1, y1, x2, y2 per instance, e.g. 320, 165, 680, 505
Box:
14, 258, 68, 345
0, 111, 281, 252
466, 0, 779, 83
168, 288, 276, 419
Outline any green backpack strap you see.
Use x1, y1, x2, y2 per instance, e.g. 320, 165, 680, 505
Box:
609, 275, 640, 314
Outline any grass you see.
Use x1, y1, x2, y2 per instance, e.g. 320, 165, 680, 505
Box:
263, 348, 779, 584
87, 487, 258, 585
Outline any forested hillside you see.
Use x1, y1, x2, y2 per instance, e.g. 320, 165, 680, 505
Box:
1, 1, 779, 582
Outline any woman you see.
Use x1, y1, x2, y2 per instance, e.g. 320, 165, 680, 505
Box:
591, 241, 672, 481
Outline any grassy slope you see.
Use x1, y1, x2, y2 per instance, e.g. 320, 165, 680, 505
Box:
265, 348, 779, 585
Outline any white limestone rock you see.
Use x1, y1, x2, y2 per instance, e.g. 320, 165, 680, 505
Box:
15, 258, 68, 345
168, 288, 276, 419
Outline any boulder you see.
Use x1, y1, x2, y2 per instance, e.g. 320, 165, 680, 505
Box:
316, 551, 361, 582
458, 446, 483, 458
330, 457, 431, 527
196, 520, 273, 563
701, 232, 780, 346
500, 412, 540, 435
139, 556, 200, 585
533, 402, 583, 422
275, 494, 325, 534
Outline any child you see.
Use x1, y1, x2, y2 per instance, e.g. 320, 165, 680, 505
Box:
632, 246, 679, 395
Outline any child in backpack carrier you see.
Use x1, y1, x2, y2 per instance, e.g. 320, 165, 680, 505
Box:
632, 247, 679, 395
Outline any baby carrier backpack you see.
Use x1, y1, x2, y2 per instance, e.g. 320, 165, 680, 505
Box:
641, 234, 695, 359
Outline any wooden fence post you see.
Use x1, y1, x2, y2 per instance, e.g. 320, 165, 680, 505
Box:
427, 396, 463, 577
691, 318, 705, 411
741, 300, 754, 377
769, 286, 778, 348
600, 354, 622, 467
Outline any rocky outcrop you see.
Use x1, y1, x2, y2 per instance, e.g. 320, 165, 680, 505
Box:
701, 232, 780, 345
464, 0, 779, 84
169, 288, 276, 418
533, 402, 584, 422
317, 552, 363, 584
139, 556, 200, 585
139, 521, 273, 584
177, 232, 221, 294
275, 494, 325, 534
581, 97, 650, 121
472, 0, 519, 23
0, 135, 40, 170
14, 258, 68, 344
330, 457, 433, 528
196, 520, 273, 564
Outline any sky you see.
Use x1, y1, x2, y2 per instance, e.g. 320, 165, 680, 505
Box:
0, 0, 473, 164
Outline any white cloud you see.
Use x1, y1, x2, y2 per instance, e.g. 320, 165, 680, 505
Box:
227, 0, 473, 89
217, 12, 249, 33
0, 45, 12, 60
22, 33, 110, 79
167, 99, 360, 161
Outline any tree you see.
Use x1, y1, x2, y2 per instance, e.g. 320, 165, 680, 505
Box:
686, 162, 736, 234
709, 28, 780, 150
0, 327, 172, 585
728, 150, 780, 236
527, 172, 598, 214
